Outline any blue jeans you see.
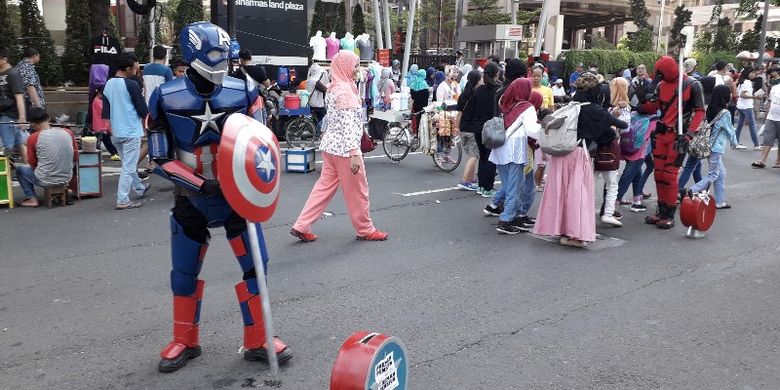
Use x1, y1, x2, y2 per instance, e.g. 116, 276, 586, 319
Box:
691, 152, 726, 205
495, 163, 524, 222
736, 108, 759, 147
0, 115, 26, 150
678, 155, 702, 189
639, 148, 654, 194
16, 165, 40, 198
492, 167, 536, 216
616, 159, 644, 201
112, 136, 145, 204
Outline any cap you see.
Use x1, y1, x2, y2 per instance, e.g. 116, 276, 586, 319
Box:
684, 58, 697, 73
555, 79, 563, 84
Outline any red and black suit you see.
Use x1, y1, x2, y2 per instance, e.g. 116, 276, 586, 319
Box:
638, 56, 705, 229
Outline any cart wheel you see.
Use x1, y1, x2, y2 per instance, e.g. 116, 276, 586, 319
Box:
285, 116, 317, 149
383, 125, 411, 162
433, 139, 462, 172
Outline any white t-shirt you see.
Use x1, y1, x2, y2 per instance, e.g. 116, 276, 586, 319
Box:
736, 81, 754, 110
551, 85, 566, 97
767, 84, 780, 121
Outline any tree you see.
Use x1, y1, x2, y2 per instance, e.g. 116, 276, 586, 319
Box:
352, 3, 366, 36
136, 12, 153, 63
62, 0, 91, 85
625, 0, 652, 52
19, 0, 62, 86
0, 0, 20, 62
629, 0, 650, 30
668, 5, 692, 56
709, 0, 723, 25
173, 0, 204, 55
766, 36, 778, 52
737, 14, 762, 52
711, 17, 737, 52
90, 0, 112, 39
417, 0, 456, 50
693, 31, 713, 53
334, 1, 347, 37
309, 0, 328, 37
464, 0, 511, 25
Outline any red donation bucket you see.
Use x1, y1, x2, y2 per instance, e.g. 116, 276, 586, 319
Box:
284, 95, 301, 110
331, 331, 408, 390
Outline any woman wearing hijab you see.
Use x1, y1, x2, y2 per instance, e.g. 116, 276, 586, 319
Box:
426, 67, 436, 87
533, 73, 628, 248
306, 63, 330, 127
436, 66, 460, 103
405, 64, 419, 88
291, 51, 388, 242
377, 67, 396, 110
431, 71, 446, 101
456, 69, 484, 190
490, 78, 542, 234
688, 85, 738, 209
409, 69, 430, 133
459, 64, 473, 91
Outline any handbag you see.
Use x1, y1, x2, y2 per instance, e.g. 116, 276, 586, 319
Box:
688, 109, 727, 159
481, 98, 521, 149
360, 130, 376, 153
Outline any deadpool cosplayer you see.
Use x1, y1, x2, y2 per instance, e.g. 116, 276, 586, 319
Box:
638, 56, 705, 229
147, 22, 291, 373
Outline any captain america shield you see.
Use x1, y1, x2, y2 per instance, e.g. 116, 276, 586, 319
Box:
218, 113, 281, 223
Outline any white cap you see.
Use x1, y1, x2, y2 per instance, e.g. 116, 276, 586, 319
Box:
684, 58, 697, 73
555, 79, 563, 84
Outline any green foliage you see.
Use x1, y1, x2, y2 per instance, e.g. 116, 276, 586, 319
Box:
352, 3, 366, 36
766, 37, 778, 52
19, 0, 62, 86
668, 5, 692, 55
417, 0, 457, 49
464, 0, 511, 25
625, 28, 653, 52
689, 51, 736, 75
334, 1, 347, 37
173, 0, 204, 55
309, 0, 328, 37
62, 0, 91, 85
564, 50, 659, 77
589, 33, 616, 50
737, 0, 759, 18
629, 0, 650, 30
709, 0, 723, 25
711, 17, 737, 52
0, 1, 20, 63
693, 31, 713, 53
136, 12, 152, 63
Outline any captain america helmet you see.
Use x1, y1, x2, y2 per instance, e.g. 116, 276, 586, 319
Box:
180, 22, 231, 85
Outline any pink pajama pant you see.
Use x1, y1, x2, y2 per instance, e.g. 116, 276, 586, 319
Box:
292, 152, 376, 236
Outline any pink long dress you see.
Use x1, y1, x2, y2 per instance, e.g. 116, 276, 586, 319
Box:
532, 147, 596, 242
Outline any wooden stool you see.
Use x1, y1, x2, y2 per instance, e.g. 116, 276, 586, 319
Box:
43, 185, 68, 208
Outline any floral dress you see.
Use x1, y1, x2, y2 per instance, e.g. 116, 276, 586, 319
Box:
319, 92, 364, 157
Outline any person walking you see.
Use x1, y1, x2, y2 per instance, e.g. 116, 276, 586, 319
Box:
142, 45, 174, 105
0, 48, 28, 161
490, 79, 541, 234
533, 73, 628, 248
101, 53, 150, 210
473, 62, 502, 198
689, 85, 738, 209
15, 47, 45, 110
735, 66, 761, 150
409, 68, 430, 133
306, 63, 330, 127
597, 77, 631, 227
753, 67, 780, 168
456, 69, 483, 190
290, 51, 388, 242
90, 86, 119, 160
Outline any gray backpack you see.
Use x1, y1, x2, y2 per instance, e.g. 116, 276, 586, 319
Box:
539, 101, 588, 156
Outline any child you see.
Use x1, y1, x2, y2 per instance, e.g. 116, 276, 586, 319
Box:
91, 86, 119, 161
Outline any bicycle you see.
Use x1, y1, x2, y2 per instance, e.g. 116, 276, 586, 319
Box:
380, 108, 462, 172
284, 113, 318, 149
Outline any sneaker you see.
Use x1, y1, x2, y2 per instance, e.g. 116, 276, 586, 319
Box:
735, 144, 747, 150
290, 228, 317, 242
601, 214, 623, 227
357, 230, 389, 241
476, 187, 484, 196
480, 189, 497, 198
754, 146, 762, 151
137, 182, 152, 199
520, 215, 536, 225
613, 210, 623, 220
110, 154, 121, 161
630, 203, 647, 212
483, 203, 503, 217
509, 217, 532, 232
618, 199, 632, 206
497, 221, 523, 235
458, 181, 478, 191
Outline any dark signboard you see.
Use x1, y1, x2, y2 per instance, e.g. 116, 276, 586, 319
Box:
214, 0, 311, 58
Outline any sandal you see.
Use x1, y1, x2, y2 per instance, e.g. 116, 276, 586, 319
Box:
116, 202, 143, 210
772, 164, 780, 168
751, 162, 766, 168
19, 197, 40, 208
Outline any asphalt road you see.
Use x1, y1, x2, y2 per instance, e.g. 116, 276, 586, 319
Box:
2, 144, 780, 390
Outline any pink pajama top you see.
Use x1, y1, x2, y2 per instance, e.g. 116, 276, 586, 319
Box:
319, 92, 363, 157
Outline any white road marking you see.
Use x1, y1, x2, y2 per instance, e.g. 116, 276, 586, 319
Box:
396, 182, 502, 197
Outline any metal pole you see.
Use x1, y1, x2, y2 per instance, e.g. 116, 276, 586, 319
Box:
678, 46, 684, 135
149, 6, 156, 64
656, 0, 666, 53
454, 0, 465, 52
401, 0, 418, 83
533, 0, 549, 56
373, 0, 385, 50
436, 0, 443, 54
227, 0, 236, 37
383, 0, 393, 50
245, 222, 279, 375
511, 0, 517, 24
757, 0, 771, 68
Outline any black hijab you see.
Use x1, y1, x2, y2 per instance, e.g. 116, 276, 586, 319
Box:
462, 70, 482, 98
573, 85, 617, 146
707, 85, 732, 123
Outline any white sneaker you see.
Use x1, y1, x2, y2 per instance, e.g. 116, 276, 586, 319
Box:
601, 215, 623, 227
735, 144, 747, 150
754, 146, 763, 151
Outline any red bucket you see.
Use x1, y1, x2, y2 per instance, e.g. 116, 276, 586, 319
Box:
284, 95, 301, 110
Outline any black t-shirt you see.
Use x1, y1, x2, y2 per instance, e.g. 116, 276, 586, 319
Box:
232, 65, 269, 86
0, 67, 25, 118
91, 35, 121, 66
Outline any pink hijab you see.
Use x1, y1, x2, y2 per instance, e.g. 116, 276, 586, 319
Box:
328, 50, 362, 110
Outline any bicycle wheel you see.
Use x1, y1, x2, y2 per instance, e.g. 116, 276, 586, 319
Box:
382, 125, 411, 162
285, 116, 317, 149
432, 136, 463, 172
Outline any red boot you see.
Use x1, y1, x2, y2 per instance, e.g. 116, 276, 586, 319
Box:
159, 280, 204, 373
235, 279, 293, 364
656, 205, 676, 229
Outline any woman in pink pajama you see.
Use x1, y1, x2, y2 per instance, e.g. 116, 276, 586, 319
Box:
290, 50, 388, 242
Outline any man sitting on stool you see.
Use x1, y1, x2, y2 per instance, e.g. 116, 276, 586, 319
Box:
17, 108, 78, 207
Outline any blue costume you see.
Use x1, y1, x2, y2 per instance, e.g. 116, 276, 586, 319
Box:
148, 22, 291, 373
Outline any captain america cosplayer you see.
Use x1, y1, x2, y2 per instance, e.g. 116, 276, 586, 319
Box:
637, 55, 705, 229
147, 22, 291, 373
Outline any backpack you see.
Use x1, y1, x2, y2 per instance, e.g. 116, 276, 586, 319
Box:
539, 101, 588, 156
277, 67, 289, 89
621, 113, 652, 156
688, 109, 727, 159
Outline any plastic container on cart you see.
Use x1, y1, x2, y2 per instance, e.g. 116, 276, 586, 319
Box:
400, 93, 410, 110
390, 93, 402, 111
284, 95, 301, 110
299, 90, 310, 107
